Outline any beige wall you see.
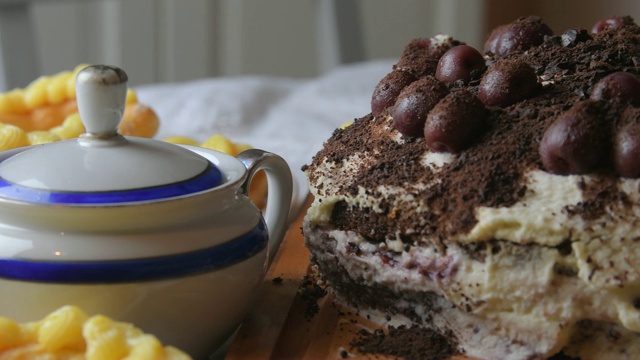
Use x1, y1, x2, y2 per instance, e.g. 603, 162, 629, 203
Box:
20, 0, 640, 89
29, 0, 488, 87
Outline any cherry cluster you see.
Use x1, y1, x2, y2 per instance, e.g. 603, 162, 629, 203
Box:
370, 14, 640, 178
371, 16, 551, 154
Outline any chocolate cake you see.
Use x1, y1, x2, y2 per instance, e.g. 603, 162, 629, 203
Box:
302, 15, 640, 360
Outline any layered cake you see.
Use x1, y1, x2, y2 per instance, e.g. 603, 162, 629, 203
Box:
303, 16, 640, 360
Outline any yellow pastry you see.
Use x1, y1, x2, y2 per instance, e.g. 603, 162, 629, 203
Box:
166, 134, 268, 209
0, 64, 159, 149
0, 305, 191, 360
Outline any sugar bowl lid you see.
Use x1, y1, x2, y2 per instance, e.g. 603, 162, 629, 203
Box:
0, 65, 223, 205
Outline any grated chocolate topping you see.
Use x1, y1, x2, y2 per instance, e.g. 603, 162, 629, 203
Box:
350, 325, 459, 360
307, 18, 640, 243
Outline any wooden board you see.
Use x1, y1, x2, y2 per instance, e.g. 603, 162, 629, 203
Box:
224, 196, 469, 360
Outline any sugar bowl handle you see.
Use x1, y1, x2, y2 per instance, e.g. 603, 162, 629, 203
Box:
237, 149, 292, 267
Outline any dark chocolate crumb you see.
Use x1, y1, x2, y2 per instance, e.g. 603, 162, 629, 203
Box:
350, 326, 459, 360
557, 240, 573, 256
298, 274, 328, 320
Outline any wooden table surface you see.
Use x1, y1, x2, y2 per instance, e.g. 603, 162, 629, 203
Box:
224, 196, 469, 360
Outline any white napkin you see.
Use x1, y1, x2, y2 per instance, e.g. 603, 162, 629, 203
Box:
135, 60, 394, 216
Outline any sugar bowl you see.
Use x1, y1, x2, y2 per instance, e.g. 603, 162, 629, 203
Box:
0, 65, 293, 359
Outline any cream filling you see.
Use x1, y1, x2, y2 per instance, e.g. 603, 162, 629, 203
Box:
469, 170, 585, 246
306, 160, 640, 342
306, 216, 640, 358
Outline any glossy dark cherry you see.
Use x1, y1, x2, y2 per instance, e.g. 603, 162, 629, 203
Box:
483, 16, 553, 57
371, 70, 417, 115
478, 59, 539, 107
590, 72, 640, 105
484, 25, 507, 56
435, 45, 485, 84
392, 76, 448, 137
424, 89, 488, 153
614, 107, 640, 177
395, 37, 461, 77
591, 16, 627, 34
539, 101, 611, 175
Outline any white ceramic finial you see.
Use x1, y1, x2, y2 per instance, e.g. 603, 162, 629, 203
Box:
76, 65, 128, 139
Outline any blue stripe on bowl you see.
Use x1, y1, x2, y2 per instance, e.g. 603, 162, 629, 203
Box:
0, 222, 268, 283
0, 163, 223, 204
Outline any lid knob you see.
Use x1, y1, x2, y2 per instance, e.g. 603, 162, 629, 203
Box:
76, 65, 128, 139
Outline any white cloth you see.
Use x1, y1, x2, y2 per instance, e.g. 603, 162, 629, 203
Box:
135, 60, 394, 216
